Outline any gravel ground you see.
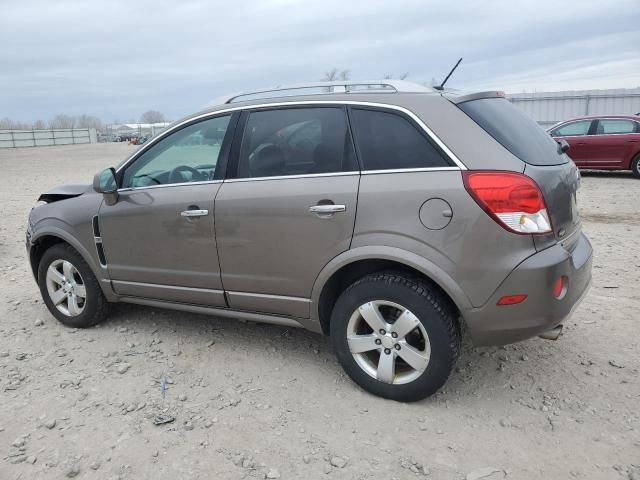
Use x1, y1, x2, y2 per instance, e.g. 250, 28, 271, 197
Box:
0, 143, 638, 480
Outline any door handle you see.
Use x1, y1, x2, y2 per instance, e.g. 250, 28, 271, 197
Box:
309, 204, 346, 215
180, 209, 209, 217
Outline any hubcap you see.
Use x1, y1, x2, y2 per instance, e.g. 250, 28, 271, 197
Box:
45, 259, 86, 317
346, 300, 431, 385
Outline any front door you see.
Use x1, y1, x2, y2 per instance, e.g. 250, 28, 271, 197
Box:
99, 113, 236, 306
215, 106, 359, 317
550, 120, 594, 168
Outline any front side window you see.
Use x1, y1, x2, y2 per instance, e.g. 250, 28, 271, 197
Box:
236, 107, 356, 178
122, 115, 231, 188
597, 119, 636, 135
349, 108, 450, 171
551, 120, 592, 137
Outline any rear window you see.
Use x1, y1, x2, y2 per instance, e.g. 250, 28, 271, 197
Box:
458, 98, 566, 166
349, 108, 451, 170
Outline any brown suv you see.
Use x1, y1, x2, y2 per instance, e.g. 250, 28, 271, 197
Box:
27, 81, 592, 401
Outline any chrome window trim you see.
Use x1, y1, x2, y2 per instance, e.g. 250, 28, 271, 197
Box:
551, 118, 640, 137
223, 171, 359, 183
592, 132, 640, 137
361, 167, 460, 175
118, 179, 222, 193
115, 100, 467, 177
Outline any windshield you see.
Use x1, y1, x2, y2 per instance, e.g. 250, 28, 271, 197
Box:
458, 98, 567, 166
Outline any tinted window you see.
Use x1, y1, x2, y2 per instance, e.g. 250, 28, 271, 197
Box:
350, 108, 450, 170
122, 115, 231, 188
237, 108, 356, 178
458, 98, 567, 166
552, 120, 592, 137
597, 119, 636, 134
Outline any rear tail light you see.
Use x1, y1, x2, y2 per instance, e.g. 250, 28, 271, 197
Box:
463, 171, 552, 234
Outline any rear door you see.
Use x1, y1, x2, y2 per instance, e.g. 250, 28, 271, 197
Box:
215, 106, 359, 317
589, 118, 639, 169
549, 120, 595, 168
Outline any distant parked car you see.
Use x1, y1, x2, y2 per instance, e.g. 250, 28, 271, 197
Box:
548, 115, 640, 178
97, 133, 121, 143
118, 132, 136, 142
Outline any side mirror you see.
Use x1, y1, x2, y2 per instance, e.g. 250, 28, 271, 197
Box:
93, 167, 119, 204
556, 139, 570, 154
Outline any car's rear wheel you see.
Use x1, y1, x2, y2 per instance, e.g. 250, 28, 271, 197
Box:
330, 272, 460, 402
38, 244, 110, 328
631, 154, 640, 179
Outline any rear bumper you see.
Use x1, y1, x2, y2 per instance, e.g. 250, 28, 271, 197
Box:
462, 232, 592, 346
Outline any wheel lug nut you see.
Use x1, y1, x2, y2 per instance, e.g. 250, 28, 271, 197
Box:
384, 348, 391, 355
391, 332, 398, 338
375, 339, 381, 345
379, 329, 386, 335
395, 344, 401, 350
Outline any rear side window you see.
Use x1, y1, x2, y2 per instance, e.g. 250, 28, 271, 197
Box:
349, 108, 451, 171
458, 98, 566, 166
236, 107, 357, 178
597, 119, 636, 134
551, 120, 592, 137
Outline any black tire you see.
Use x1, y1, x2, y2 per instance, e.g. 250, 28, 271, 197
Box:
631, 154, 640, 179
37, 243, 110, 328
330, 272, 460, 402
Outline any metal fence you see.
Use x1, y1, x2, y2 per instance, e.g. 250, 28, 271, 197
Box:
0, 128, 97, 148
508, 88, 640, 128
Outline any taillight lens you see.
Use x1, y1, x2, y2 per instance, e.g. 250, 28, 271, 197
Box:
463, 171, 552, 234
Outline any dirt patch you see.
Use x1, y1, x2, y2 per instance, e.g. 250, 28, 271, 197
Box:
0, 145, 638, 480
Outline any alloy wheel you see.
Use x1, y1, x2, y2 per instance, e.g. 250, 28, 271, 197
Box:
346, 300, 431, 385
45, 259, 87, 317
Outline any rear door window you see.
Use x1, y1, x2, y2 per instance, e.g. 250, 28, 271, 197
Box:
349, 108, 451, 171
458, 97, 566, 166
596, 119, 636, 135
235, 107, 357, 178
551, 120, 592, 137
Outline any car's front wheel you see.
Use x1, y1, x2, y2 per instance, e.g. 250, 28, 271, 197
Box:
330, 272, 461, 402
38, 244, 110, 328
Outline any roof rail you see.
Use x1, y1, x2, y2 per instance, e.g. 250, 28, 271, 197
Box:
211, 80, 434, 105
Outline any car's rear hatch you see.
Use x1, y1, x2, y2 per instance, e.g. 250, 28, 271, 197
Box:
451, 93, 581, 244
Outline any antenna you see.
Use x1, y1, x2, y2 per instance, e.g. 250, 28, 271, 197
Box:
433, 57, 463, 91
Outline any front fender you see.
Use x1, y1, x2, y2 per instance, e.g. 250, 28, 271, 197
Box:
309, 245, 473, 323
30, 217, 117, 302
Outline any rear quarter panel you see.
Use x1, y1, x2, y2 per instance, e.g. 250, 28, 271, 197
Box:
351, 170, 537, 307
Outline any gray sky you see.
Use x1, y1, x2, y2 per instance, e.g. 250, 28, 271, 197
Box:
1, 0, 639, 123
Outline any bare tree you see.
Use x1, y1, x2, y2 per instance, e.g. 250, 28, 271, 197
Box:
322, 68, 350, 81
383, 72, 409, 80
33, 120, 46, 130
0, 118, 16, 129
0, 118, 33, 130
77, 114, 103, 130
140, 110, 165, 124
49, 114, 76, 129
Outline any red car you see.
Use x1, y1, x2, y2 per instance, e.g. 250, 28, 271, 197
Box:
548, 115, 640, 178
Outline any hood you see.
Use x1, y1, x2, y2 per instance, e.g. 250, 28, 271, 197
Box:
38, 184, 92, 203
